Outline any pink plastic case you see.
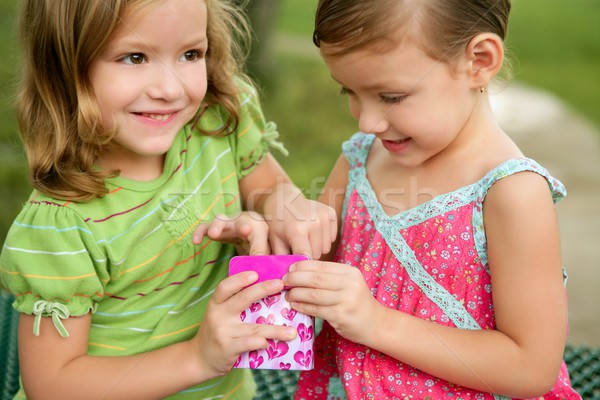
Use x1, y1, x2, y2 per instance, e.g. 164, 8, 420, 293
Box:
229, 255, 314, 370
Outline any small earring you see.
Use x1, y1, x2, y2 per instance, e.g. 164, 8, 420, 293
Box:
480, 86, 485, 94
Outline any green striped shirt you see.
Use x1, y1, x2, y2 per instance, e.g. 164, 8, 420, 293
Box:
0, 82, 279, 399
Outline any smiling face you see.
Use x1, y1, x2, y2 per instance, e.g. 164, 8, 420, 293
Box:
322, 40, 482, 168
90, 0, 208, 180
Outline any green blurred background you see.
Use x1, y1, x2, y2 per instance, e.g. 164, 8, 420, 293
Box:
0, 0, 599, 243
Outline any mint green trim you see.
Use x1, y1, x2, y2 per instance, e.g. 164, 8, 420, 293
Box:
32, 300, 70, 337
262, 121, 289, 156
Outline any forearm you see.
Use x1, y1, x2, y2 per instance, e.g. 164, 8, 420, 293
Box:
21, 339, 208, 400
365, 306, 562, 398
238, 153, 298, 215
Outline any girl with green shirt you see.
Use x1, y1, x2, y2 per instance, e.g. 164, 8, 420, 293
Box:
0, 0, 335, 399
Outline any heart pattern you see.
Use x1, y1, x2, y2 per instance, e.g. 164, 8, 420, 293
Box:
262, 293, 281, 308
297, 322, 314, 343
234, 289, 314, 370
281, 307, 297, 321
293, 349, 313, 369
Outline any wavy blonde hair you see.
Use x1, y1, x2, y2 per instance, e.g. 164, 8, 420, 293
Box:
17, 0, 251, 201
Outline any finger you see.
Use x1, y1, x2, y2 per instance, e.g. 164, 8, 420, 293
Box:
319, 217, 332, 257
206, 215, 231, 240
285, 271, 341, 292
324, 206, 338, 253
246, 230, 270, 256
235, 323, 297, 342
240, 219, 270, 256
291, 260, 346, 274
211, 271, 259, 305
192, 223, 210, 244
207, 216, 249, 244
269, 233, 292, 255
308, 231, 321, 261
286, 286, 339, 307
229, 324, 297, 356
286, 300, 321, 319
285, 262, 348, 289
328, 207, 338, 241
229, 279, 285, 314
288, 230, 314, 259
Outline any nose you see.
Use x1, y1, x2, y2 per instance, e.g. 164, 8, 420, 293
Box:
356, 103, 389, 135
146, 63, 185, 101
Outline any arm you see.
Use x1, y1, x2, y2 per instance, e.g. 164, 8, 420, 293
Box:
284, 171, 567, 398
18, 273, 295, 400
239, 152, 338, 259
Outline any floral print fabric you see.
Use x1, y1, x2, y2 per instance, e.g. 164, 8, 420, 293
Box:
295, 133, 580, 400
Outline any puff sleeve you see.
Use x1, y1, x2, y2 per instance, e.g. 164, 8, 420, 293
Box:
197, 79, 288, 179
0, 199, 106, 336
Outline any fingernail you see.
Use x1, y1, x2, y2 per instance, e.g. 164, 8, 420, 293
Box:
289, 264, 296, 272
287, 328, 297, 339
247, 272, 258, 283
271, 279, 283, 289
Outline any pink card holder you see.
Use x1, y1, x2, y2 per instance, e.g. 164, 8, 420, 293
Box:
229, 255, 314, 370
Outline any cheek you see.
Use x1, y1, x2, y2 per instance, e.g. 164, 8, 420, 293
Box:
91, 90, 117, 130
348, 98, 361, 121
189, 78, 208, 104
185, 65, 208, 104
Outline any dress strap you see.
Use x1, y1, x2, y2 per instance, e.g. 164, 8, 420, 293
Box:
340, 133, 376, 223
472, 158, 567, 270
341, 132, 374, 172
475, 158, 566, 203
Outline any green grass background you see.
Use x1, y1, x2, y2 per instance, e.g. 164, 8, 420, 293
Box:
0, 0, 599, 243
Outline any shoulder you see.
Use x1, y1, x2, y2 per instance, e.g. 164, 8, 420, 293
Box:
485, 169, 555, 207
482, 160, 562, 233
480, 158, 566, 206
18, 191, 91, 222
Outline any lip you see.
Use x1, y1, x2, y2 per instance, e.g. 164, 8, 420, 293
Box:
132, 110, 179, 126
381, 138, 411, 153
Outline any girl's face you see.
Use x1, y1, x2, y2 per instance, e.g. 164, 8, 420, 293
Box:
90, 0, 208, 180
322, 40, 480, 168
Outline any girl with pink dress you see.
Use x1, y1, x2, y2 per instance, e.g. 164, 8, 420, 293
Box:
283, 0, 581, 398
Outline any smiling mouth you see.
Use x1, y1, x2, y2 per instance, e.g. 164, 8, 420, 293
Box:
385, 138, 410, 144
139, 112, 175, 121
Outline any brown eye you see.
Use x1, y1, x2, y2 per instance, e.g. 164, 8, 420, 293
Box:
122, 53, 146, 65
181, 50, 202, 62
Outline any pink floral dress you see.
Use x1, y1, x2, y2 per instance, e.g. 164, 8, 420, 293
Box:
295, 133, 580, 400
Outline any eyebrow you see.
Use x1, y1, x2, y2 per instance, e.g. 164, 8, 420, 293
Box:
112, 35, 208, 52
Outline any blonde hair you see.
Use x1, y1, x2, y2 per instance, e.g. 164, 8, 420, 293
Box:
17, 0, 251, 201
313, 0, 511, 66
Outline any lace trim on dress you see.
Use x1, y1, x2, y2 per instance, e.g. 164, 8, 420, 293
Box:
471, 158, 567, 271
338, 133, 569, 400
358, 177, 482, 330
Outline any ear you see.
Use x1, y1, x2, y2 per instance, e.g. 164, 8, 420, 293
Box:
464, 33, 504, 90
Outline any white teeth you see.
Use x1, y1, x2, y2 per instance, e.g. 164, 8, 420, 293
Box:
142, 113, 172, 121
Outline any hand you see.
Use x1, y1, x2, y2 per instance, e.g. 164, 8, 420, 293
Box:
263, 189, 338, 259
283, 260, 381, 345
191, 272, 297, 378
192, 211, 270, 255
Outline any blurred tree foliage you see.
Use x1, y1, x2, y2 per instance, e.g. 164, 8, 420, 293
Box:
238, 0, 280, 87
